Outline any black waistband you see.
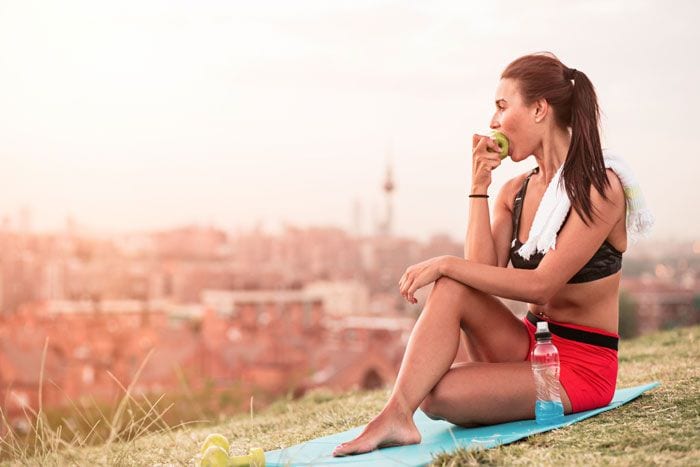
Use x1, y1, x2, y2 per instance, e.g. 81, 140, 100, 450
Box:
526, 312, 619, 351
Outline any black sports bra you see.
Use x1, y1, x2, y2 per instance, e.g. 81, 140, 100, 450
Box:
509, 167, 623, 284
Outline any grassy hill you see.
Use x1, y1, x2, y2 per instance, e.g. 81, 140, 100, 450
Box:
4, 325, 699, 466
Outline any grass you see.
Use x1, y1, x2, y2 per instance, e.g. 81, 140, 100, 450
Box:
2, 325, 698, 466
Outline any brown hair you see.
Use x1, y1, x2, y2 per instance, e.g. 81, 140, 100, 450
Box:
501, 52, 610, 226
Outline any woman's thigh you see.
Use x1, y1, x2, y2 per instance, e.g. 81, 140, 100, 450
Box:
420, 361, 573, 426
431, 276, 529, 363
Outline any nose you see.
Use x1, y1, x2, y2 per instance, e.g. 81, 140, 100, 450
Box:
489, 113, 500, 130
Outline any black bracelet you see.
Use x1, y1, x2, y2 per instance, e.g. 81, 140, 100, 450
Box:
468, 194, 489, 198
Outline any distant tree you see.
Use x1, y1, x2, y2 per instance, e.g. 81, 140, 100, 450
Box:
619, 290, 639, 338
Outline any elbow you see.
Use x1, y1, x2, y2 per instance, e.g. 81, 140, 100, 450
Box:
531, 292, 549, 306
531, 271, 555, 305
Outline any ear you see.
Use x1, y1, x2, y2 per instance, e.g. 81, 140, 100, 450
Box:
532, 98, 549, 123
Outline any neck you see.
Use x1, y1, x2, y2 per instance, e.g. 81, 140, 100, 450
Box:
533, 126, 571, 185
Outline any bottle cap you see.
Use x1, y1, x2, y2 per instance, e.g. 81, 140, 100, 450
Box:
535, 321, 551, 340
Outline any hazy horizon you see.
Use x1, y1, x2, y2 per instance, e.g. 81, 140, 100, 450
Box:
1, 0, 698, 243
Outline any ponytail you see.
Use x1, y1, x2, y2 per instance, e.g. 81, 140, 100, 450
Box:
562, 68, 610, 226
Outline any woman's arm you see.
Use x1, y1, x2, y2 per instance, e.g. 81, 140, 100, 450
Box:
465, 134, 507, 265
441, 258, 546, 303
403, 170, 626, 304
399, 255, 544, 304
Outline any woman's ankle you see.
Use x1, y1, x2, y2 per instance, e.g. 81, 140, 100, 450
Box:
383, 394, 416, 422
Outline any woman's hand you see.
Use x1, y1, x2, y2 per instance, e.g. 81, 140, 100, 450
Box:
398, 256, 449, 304
471, 133, 503, 191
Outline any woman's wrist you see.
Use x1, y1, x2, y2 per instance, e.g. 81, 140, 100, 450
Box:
470, 185, 489, 196
438, 255, 459, 277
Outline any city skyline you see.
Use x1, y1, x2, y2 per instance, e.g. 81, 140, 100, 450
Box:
1, 1, 698, 243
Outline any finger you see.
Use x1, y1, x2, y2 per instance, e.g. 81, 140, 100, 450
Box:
407, 284, 417, 302
473, 140, 488, 157
403, 277, 414, 298
403, 277, 415, 300
473, 135, 488, 151
486, 139, 501, 153
472, 134, 485, 147
399, 270, 411, 290
399, 276, 408, 296
478, 160, 498, 173
480, 137, 499, 155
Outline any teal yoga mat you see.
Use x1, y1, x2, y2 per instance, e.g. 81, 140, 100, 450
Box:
265, 382, 659, 466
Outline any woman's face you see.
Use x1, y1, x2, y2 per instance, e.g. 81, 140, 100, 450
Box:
489, 78, 541, 162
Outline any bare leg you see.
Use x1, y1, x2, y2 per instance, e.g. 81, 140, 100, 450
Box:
419, 361, 572, 426
332, 277, 530, 457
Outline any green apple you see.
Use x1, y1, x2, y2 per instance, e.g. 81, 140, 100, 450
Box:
201, 433, 230, 456
490, 131, 510, 160
200, 445, 230, 467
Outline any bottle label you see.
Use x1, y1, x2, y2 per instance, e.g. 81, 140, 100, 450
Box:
532, 364, 561, 400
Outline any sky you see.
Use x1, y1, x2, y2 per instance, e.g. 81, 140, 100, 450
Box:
0, 0, 698, 242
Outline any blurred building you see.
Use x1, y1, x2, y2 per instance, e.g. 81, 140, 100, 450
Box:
0, 285, 413, 421
621, 276, 700, 334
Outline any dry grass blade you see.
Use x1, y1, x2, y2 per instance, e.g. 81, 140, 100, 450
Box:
105, 368, 173, 441
133, 401, 175, 440
105, 347, 154, 445
49, 379, 106, 445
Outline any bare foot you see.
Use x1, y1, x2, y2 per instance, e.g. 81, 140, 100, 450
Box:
332, 406, 421, 457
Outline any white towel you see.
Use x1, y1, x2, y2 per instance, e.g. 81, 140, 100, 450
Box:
514, 150, 654, 260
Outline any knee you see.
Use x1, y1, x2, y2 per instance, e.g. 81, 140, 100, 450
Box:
419, 395, 443, 420
420, 385, 478, 427
419, 385, 450, 420
431, 277, 479, 320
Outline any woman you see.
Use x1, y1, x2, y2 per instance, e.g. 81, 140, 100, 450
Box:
333, 52, 633, 457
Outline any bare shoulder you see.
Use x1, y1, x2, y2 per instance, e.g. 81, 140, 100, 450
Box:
496, 170, 535, 210
590, 169, 626, 228
602, 168, 625, 200
593, 169, 626, 217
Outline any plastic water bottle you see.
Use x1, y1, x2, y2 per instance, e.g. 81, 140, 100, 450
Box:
531, 321, 564, 424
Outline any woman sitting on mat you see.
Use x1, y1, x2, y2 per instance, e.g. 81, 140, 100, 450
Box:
333, 52, 652, 457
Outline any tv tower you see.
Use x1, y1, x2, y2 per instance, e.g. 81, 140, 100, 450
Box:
379, 150, 395, 237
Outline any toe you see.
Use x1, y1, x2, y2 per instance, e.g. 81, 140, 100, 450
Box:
332, 443, 352, 457
332, 448, 349, 457
333, 439, 371, 457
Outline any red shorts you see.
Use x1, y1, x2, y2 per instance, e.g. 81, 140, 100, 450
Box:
523, 312, 619, 413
